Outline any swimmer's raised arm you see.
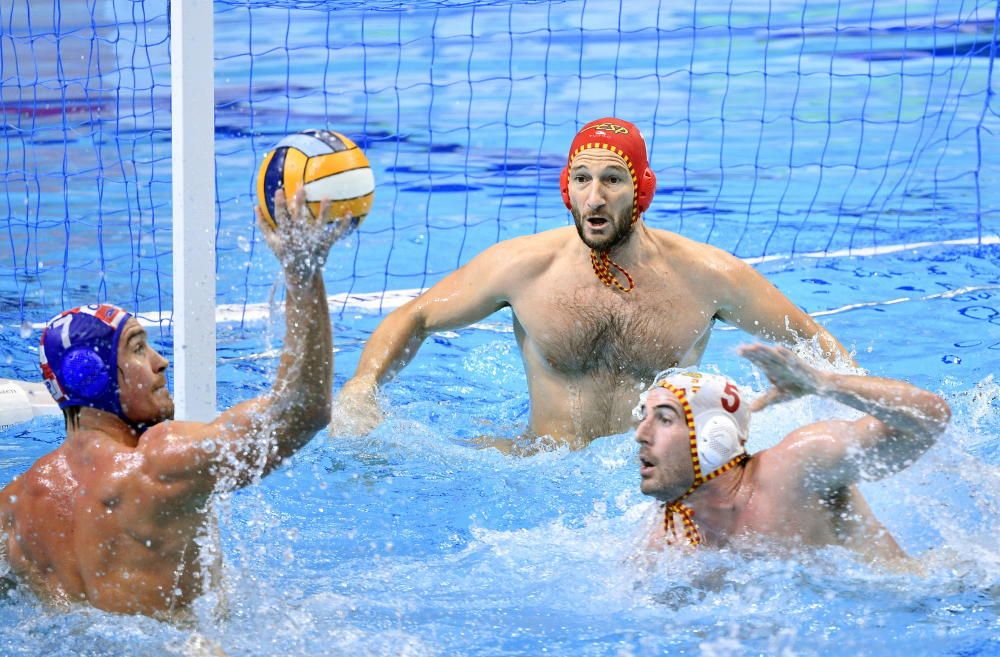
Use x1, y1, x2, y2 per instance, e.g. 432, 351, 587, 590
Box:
712, 252, 852, 366
740, 343, 950, 490
137, 190, 350, 499
334, 239, 522, 434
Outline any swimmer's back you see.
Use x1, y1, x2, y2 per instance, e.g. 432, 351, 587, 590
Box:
0, 427, 216, 614
0, 447, 90, 603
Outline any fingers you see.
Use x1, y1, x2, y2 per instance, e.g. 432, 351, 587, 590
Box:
260, 188, 357, 275
272, 188, 290, 223
740, 343, 799, 377
314, 196, 358, 249
290, 188, 311, 223
740, 342, 819, 401
739, 342, 791, 363
750, 386, 794, 412
255, 205, 279, 251
329, 213, 355, 245
270, 187, 310, 227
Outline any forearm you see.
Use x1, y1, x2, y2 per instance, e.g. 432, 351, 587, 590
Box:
267, 272, 333, 450
346, 303, 427, 391
719, 261, 855, 366
817, 372, 950, 439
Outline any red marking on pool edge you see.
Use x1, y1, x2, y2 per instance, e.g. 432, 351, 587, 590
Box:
1, 102, 107, 119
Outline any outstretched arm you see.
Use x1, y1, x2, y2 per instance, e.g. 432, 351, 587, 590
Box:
333, 241, 513, 434
740, 344, 950, 489
713, 257, 852, 364
142, 189, 350, 498
712, 255, 854, 410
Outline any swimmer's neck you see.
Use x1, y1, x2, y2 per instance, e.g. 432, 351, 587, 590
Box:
579, 218, 655, 267
678, 460, 753, 538
66, 407, 148, 449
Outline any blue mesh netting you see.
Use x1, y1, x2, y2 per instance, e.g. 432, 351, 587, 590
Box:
2, 0, 998, 326
2, 1, 170, 327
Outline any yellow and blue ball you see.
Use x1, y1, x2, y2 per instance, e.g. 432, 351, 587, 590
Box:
256, 129, 375, 228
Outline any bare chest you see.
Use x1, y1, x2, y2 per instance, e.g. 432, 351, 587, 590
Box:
513, 281, 716, 379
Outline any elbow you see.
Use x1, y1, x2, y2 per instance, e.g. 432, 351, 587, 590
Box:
395, 299, 429, 337
928, 393, 951, 435
290, 395, 332, 436
306, 398, 333, 434
911, 393, 951, 449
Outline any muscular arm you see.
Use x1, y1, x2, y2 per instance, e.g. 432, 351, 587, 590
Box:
140, 191, 348, 499
742, 344, 950, 489
714, 255, 853, 365
334, 240, 517, 430
349, 256, 508, 388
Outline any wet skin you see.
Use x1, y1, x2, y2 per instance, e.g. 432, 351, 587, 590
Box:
635, 344, 951, 560
336, 149, 852, 444
0, 190, 349, 616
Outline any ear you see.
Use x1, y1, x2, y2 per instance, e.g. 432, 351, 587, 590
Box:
60, 349, 111, 398
560, 166, 572, 210
636, 167, 656, 213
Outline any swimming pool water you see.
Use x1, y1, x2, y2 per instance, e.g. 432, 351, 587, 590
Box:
2, 0, 999, 655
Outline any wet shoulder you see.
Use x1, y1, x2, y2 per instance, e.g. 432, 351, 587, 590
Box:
478, 227, 575, 279
750, 422, 845, 494
647, 228, 749, 291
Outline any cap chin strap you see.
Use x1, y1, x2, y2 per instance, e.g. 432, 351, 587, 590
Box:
656, 381, 748, 547
590, 250, 635, 292
590, 191, 640, 293
662, 454, 748, 547
567, 142, 643, 294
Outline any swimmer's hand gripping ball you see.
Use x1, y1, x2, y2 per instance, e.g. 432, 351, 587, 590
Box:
257, 129, 375, 229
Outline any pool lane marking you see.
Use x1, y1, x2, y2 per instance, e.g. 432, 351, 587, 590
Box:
30, 234, 997, 329
741, 235, 1000, 265
807, 284, 1000, 319
715, 284, 1000, 329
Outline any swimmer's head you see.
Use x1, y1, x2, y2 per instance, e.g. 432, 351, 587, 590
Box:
39, 304, 171, 429
634, 370, 750, 497
560, 117, 657, 224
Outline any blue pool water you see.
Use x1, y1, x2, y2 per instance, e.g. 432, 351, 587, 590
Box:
2, 1, 999, 655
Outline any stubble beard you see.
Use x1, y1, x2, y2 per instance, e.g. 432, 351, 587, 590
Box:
572, 204, 635, 252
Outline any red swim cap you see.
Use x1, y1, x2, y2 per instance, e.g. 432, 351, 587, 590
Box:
560, 117, 656, 219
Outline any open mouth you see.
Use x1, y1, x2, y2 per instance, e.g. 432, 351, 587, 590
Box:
638, 455, 655, 476
586, 216, 609, 228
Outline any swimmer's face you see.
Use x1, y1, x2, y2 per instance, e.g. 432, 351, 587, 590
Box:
117, 319, 174, 426
634, 386, 695, 501
568, 150, 636, 251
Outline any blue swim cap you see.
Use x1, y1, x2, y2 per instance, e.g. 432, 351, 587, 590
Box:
39, 304, 133, 417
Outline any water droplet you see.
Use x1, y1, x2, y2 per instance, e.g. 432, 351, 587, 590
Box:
237, 235, 251, 252
19, 320, 32, 339
941, 355, 961, 364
